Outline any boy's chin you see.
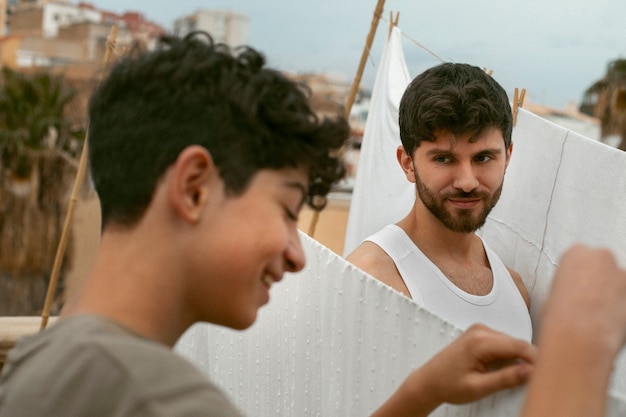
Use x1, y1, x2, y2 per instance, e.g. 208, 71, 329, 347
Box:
225, 311, 259, 331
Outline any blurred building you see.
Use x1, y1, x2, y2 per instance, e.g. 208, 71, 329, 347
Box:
0, 0, 165, 74
0, 0, 167, 142
173, 9, 248, 47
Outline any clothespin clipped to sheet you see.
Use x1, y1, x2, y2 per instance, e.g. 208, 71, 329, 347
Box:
512, 87, 526, 127
482, 67, 494, 76
388, 11, 400, 37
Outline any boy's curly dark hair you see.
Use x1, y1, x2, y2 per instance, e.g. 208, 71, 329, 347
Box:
88, 32, 348, 227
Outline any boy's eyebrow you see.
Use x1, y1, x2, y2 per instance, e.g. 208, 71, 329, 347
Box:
284, 181, 308, 205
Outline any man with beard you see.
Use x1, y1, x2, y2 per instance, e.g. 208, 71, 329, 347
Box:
346, 63, 532, 342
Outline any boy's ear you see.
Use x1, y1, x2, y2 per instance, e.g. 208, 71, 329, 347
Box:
397, 145, 417, 183
169, 145, 216, 223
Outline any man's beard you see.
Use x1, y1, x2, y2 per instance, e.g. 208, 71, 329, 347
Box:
415, 172, 503, 233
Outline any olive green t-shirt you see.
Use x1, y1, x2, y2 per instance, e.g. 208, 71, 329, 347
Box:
0, 315, 244, 417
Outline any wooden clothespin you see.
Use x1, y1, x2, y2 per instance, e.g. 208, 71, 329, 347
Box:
512, 87, 526, 127
388, 11, 400, 37
482, 67, 494, 76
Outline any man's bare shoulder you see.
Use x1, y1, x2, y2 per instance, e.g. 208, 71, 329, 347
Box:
345, 242, 411, 297
346, 241, 390, 272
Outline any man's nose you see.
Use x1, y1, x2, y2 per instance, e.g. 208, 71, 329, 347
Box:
453, 162, 479, 192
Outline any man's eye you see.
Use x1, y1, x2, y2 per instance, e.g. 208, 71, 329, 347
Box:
476, 155, 493, 163
434, 156, 451, 163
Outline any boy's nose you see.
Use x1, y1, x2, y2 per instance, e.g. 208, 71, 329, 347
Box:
284, 233, 306, 273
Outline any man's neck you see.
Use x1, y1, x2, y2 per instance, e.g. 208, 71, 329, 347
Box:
398, 207, 481, 261
397, 207, 493, 295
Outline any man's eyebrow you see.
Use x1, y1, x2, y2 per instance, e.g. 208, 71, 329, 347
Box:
474, 147, 504, 155
424, 147, 504, 156
425, 147, 453, 156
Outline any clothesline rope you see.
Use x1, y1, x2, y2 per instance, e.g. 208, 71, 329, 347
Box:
379, 16, 446, 63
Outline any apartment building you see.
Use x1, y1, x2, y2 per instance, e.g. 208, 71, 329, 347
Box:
0, 1, 164, 71
173, 9, 249, 47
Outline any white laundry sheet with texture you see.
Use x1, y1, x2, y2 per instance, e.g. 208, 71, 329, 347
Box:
176, 233, 626, 416
479, 107, 626, 393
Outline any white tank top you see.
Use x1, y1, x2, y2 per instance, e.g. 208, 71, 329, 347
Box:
365, 224, 532, 341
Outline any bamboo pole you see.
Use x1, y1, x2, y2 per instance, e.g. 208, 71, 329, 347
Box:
307, 0, 386, 237
40, 25, 119, 331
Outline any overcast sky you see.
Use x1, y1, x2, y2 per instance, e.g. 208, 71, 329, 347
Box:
88, 0, 625, 109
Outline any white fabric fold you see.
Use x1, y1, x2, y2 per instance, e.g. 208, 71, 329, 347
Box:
176, 233, 626, 416
343, 26, 413, 257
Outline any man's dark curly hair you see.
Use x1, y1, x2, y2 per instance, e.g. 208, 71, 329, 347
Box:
88, 31, 348, 228
399, 63, 512, 156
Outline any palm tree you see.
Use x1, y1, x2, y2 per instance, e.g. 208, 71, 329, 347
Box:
580, 58, 626, 151
0, 68, 85, 316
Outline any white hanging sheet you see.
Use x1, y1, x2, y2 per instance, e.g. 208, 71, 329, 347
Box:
343, 26, 413, 256
479, 108, 626, 391
176, 233, 626, 416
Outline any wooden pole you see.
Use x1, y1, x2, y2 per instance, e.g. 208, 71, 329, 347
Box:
40, 25, 119, 331
341, 0, 385, 122
307, 0, 386, 237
